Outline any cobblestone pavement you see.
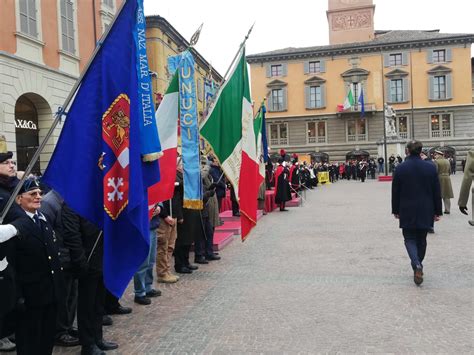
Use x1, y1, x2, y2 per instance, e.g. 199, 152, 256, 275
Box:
54, 174, 473, 354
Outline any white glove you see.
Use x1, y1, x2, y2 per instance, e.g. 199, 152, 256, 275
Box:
0, 224, 18, 243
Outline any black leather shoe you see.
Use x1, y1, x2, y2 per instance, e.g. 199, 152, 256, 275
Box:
55, 333, 80, 347
81, 344, 105, 355
107, 304, 132, 315
205, 254, 221, 261
134, 296, 151, 305
175, 266, 192, 274
186, 264, 199, 271
102, 315, 113, 326
146, 289, 161, 297
194, 257, 209, 264
97, 340, 119, 351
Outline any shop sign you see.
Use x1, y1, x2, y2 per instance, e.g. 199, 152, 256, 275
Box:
15, 119, 38, 130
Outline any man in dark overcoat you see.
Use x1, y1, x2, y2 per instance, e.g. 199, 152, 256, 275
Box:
392, 140, 442, 286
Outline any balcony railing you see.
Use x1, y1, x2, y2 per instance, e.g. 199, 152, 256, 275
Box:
308, 136, 327, 144
431, 130, 452, 138
337, 103, 377, 114
270, 138, 289, 146
347, 134, 366, 142
399, 132, 408, 139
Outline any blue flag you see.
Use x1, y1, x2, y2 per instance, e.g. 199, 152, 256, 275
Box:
43, 0, 160, 297
358, 85, 365, 117
261, 104, 269, 162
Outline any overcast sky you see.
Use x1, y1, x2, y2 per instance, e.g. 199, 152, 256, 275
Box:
144, 0, 473, 75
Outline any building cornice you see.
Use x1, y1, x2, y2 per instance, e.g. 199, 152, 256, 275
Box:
247, 35, 474, 64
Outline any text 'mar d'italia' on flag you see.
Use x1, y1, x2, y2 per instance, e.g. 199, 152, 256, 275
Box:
200, 48, 252, 199
148, 71, 179, 208
43, 0, 160, 297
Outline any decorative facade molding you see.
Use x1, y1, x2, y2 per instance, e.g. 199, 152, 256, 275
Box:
266, 79, 287, 88
385, 69, 409, 78
427, 65, 452, 74
304, 76, 326, 85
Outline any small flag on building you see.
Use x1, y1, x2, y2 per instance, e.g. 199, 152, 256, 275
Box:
343, 85, 355, 110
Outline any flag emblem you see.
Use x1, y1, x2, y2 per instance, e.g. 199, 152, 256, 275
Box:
102, 94, 130, 220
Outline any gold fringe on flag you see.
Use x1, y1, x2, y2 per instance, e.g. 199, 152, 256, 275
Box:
142, 152, 163, 162
183, 199, 203, 210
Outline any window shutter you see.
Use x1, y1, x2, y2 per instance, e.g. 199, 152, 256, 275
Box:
320, 84, 326, 107
304, 86, 310, 108
402, 78, 410, 102
402, 52, 408, 66
428, 76, 434, 100
282, 87, 288, 110
319, 59, 326, 73
266, 64, 271, 78
383, 53, 390, 67
304, 61, 309, 74
267, 93, 274, 111
446, 48, 452, 62
446, 74, 452, 98
426, 49, 433, 64
385, 80, 391, 103
282, 63, 288, 77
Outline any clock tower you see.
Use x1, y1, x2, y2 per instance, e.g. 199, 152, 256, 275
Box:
327, 0, 375, 45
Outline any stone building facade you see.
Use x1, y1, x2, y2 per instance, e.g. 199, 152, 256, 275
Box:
247, 0, 474, 165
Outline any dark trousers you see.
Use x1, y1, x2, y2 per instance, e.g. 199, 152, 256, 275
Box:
217, 196, 223, 212
195, 218, 214, 258
402, 229, 428, 270
56, 271, 78, 337
174, 244, 191, 269
16, 303, 57, 355
104, 289, 119, 314
77, 275, 104, 347
230, 188, 239, 215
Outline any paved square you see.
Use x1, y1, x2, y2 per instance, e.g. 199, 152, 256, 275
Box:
54, 175, 473, 354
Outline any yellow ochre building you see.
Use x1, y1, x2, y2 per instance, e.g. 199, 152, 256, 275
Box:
247, 0, 474, 165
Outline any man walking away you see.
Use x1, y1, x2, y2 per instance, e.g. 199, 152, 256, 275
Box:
392, 140, 442, 286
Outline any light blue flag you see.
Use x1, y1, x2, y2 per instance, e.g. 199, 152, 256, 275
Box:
179, 50, 202, 209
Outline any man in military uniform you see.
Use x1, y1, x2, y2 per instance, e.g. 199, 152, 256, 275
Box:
458, 149, 474, 226
434, 150, 454, 214
13, 178, 64, 355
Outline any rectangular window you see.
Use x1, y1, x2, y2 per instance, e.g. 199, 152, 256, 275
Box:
269, 123, 288, 145
19, 0, 37, 37
309, 86, 322, 108
347, 119, 366, 142
433, 75, 446, 100
397, 116, 408, 139
390, 79, 403, 102
307, 122, 326, 144
61, 0, 75, 54
430, 113, 452, 138
389, 53, 402, 66
271, 89, 284, 111
271, 64, 282, 77
308, 61, 321, 73
433, 49, 446, 63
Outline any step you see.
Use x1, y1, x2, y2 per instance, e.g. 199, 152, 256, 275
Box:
378, 175, 393, 182
219, 210, 265, 222
215, 221, 241, 235
286, 197, 301, 207
213, 231, 234, 251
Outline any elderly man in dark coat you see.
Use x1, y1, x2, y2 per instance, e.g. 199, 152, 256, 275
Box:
392, 140, 442, 286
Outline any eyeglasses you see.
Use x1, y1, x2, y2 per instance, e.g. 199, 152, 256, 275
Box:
22, 190, 43, 197
0, 160, 16, 166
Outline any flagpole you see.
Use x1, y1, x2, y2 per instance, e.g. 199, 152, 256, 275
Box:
221, 23, 255, 81
0, 0, 129, 224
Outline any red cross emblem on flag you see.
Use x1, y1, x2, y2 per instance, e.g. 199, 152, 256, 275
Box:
102, 94, 130, 220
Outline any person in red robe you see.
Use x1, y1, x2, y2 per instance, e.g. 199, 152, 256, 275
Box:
274, 158, 292, 211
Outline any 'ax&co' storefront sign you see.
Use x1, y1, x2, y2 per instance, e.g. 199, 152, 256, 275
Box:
15, 119, 38, 130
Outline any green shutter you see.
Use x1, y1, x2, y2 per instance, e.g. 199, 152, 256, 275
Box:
320, 84, 326, 107
446, 74, 452, 98
319, 59, 326, 73
383, 53, 390, 67
282, 63, 288, 77
403, 78, 410, 102
402, 52, 408, 66
304, 61, 309, 74
446, 48, 452, 62
428, 76, 434, 99
427, 49, 433, 64
282, 87, 288, 110
304, 86, 310, 108
385, 80, 391, 103
266, 64, 271, 78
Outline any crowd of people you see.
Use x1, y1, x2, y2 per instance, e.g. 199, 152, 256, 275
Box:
1, 134, 472, 354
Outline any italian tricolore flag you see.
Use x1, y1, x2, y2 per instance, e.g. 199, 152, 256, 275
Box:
148, 71, 179, 212
200, 48, 262, 240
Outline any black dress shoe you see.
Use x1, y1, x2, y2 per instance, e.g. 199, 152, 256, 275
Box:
107, 304, 132, 315
134, 296, 151, 305
186, 264, 199, 271
81, 344, 105, 355
194, 257, 209, 264
146, 289, 161, 297
102, 315, 113, 326
55, 333, 80, 347
205, 254, 221, 261
175, 266, 192, 274
97, 340, 119, 351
